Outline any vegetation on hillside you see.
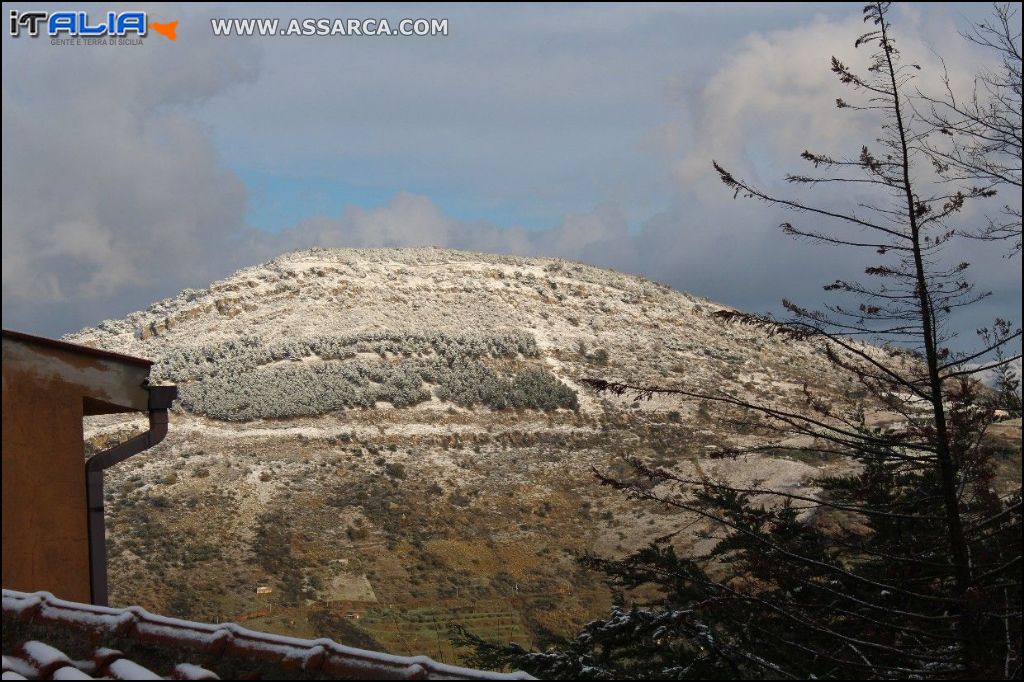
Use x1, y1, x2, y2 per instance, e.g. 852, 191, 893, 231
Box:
151, 332, 578, 419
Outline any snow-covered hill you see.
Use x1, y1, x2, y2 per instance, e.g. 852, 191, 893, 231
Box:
70, 247, 866, 663
71, 247, 852, 420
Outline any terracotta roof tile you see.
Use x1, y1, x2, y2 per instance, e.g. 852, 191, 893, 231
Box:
1, 641, 213, 680
2, 590, 533, 681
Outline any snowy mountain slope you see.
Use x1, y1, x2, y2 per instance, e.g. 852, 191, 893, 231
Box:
70, 247, 869, 663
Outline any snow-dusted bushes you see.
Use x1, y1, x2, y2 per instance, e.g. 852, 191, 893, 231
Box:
434, 362, 578, 411
153, 331, 540, 382
179, 361, 432, 420
153, 331, 574, 420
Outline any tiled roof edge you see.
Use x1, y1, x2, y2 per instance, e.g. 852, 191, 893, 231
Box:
2, 590, 534, 681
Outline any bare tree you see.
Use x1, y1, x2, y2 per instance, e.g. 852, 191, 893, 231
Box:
459, 3, 1021, 679
917, 2, 1022, 255
683, 1, 1020, 674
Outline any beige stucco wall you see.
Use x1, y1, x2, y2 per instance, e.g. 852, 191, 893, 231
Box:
2, 335, 151, 603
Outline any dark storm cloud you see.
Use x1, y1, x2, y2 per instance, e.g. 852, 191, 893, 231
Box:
2, 4, 262, 332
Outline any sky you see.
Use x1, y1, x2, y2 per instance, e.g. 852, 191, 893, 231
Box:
2, 2, 1020, 354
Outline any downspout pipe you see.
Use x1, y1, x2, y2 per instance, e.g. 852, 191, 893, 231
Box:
86, 384, 177, 606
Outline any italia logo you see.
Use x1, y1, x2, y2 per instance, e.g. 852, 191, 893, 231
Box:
9, 10, 177, 40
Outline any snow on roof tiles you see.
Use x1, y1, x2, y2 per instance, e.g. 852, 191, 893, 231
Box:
2, 590, 534, 681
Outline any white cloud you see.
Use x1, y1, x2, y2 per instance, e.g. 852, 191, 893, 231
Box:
262, 192, 628, 264
671, 6, 990, 188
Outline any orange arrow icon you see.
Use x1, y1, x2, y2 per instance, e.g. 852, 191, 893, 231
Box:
151, 20, 177, 41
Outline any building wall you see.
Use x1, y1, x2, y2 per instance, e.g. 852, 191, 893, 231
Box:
2, 361, 92, 602
2, 335, 151, 603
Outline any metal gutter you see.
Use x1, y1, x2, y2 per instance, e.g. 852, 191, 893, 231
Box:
85, 384, 177, 606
